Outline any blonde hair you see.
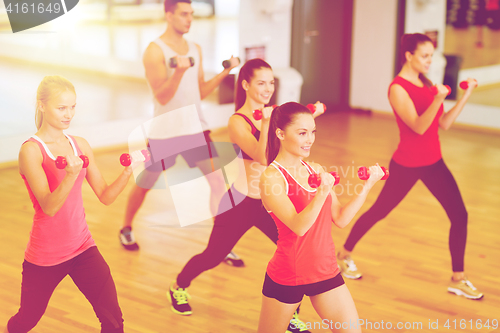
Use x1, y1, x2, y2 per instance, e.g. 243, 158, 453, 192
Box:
35, 75, 76, 130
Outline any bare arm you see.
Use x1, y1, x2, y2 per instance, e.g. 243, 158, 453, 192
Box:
260, 165, 334, 237
76, 137, 135, 206
228, 107, 273, 165
197, 44, 239, 99
389, 83, 447, 135
19, 142, 82, 217
330, 164, 384, 228
439, 78, 478, 130
143, 42, 191, 106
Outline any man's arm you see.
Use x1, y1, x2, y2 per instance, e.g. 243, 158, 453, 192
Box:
143, 42, 191, 105
197, 44, 239, 100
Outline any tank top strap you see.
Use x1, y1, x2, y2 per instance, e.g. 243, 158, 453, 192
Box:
232, 113, 258, 135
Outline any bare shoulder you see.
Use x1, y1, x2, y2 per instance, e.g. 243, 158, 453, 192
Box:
143, 42, 164, 64
72, 136, 92, 154
19, 140, 40, 157
261, 165, 282, 182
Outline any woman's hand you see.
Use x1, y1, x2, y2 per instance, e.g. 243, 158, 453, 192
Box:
365, 164, 385, 188
261, 105, 276, 122
312, 101, 326, 118
433, 84, 450, 100
63, 154, 83, 177
318, 171, 335, 194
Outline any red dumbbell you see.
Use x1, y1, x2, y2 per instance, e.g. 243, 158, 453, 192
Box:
430, 85, 451, 96
308, 172, 340, 189
253, 104, 278, 120
459, 79, 477, 90
306, 103, 326, 114
120, 149, 151, 167
55, 155, 89, 169
357, 166, 389, 180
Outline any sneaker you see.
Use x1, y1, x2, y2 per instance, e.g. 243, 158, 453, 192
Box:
448, 277, 484, 300
223, 251, 245, 267
119, 227, 139, 251
168, 283, 192, 315
337, 252, 362, 279
287, 311, 311, 333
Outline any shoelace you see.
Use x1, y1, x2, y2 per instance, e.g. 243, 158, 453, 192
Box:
345, 257, 358, 271
291, 313, 308, 331
463, 279, 477, 291
173, 289, 189, 305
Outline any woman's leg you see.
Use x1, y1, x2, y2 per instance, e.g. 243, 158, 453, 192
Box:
176, 192, 256, 288
69, 247, 124, 333
257, 295, 300, 333
7, 261, 68, 333
310, 285, 361, 333
419, 160, 468, 273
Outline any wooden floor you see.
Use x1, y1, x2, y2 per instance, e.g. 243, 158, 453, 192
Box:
1, 112, 499, 333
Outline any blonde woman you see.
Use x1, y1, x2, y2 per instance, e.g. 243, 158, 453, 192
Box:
6, 75, 142, 333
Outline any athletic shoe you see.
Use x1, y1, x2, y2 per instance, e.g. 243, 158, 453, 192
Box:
287, 311, 311, 333
168, 282, 192, 315
448, 277, 484, 300
223, 251, 245, 267
337, 252, 362, 279
119, 227, 139, 251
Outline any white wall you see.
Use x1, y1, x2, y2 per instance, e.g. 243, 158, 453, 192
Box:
349, 0, 398, 113
238, 0, 293, 69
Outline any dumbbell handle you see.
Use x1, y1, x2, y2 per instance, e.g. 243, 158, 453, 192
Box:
253, 105, 278, 120
55, 155, 89, 169
430, 85, 451, 96
306, 103, 326, 114
120, 150, 151, 167
358, 166, 389, 180
308, 172, 340, 188
169, 57, 195, 68
222, 57, 240, 69
459, 79, 477, 90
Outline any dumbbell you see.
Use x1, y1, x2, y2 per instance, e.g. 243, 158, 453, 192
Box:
222, 57, 240, 69
430, 85, 451, 96
169, 57, 195, 68
308, 172, 340, 188
459, 79, 477, 90
120, 150, 151, 167
306, 103, 326, 114
357, 166, 389, 180
55, 155, 89, 169
253, 105, 278, 120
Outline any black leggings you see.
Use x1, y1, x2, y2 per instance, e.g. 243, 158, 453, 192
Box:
8, 246, 124, 333
177, 187, 279, 288
344, 159, 468, 272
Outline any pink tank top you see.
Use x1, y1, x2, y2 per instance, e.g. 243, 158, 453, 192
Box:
389, 76, 443, 167
21, 134, 95, 266
266, 160, 339, 286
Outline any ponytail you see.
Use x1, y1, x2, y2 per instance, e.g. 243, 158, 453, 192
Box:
35, 75, 76, 129
266, 102, 311, 165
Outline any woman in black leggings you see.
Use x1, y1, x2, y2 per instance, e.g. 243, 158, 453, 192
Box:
168, 59, 325, 332
337, 33, 483, 300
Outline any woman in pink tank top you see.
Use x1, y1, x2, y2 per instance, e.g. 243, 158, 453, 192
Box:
337, 33, 483, 300
6, 75, 143, 333
257, 102, 384, 333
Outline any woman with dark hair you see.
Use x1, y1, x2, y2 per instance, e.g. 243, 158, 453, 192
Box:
168, 59, 323, 332
258, 102, 383, 333
336, 33, 483, 299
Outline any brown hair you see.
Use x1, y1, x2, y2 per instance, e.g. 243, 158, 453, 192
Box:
400, 33, 434, 87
